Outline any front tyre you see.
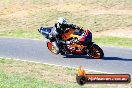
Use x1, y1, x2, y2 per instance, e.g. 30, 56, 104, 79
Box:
88, 44, 104, 59
47, 42, 59, 54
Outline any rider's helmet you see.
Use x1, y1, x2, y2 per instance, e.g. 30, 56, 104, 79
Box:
57, 17, 67, 25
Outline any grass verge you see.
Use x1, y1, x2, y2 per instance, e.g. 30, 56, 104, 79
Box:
0, 58, 131, 88
93, 36, 132, 48
0, 29, 42, 39
0, 29, 131, 48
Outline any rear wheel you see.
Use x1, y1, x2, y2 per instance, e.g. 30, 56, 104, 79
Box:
88, 44, 104, 59
47, 42, 59, 54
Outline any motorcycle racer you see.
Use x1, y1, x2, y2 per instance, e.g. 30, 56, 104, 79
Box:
38, 18, 104, 59
49, 17, 84, 54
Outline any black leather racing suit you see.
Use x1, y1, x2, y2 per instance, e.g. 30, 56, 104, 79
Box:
49, 23, 83, 54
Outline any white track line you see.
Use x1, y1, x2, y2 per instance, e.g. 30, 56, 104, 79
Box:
1, 57, 132, 78
2, 57, 113, 74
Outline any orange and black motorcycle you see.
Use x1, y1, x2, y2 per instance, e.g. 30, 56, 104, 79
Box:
38, 27, 104, 59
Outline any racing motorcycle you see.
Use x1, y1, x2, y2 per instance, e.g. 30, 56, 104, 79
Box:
38, 27, 104, 59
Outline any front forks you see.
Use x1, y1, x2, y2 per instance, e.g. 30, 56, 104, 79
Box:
85, 42, 94, 54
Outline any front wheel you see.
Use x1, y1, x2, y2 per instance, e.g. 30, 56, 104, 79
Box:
88, 44, 104, 59
47, 42, 59, 54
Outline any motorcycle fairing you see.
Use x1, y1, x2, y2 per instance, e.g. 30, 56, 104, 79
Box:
38, 27, 52, 38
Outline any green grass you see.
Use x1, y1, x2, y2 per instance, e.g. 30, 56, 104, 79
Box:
0, 58, 131, 88
0, 71, 84, 88
0, 29, 42, 39
0, 71, 91, 88
93, 36, 132, 48
0, 29, 131, 48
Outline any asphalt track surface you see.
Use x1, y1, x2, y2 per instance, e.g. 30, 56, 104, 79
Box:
0, 38, 132, 74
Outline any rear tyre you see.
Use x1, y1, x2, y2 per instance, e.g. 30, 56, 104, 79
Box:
88, 44, 104, 59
